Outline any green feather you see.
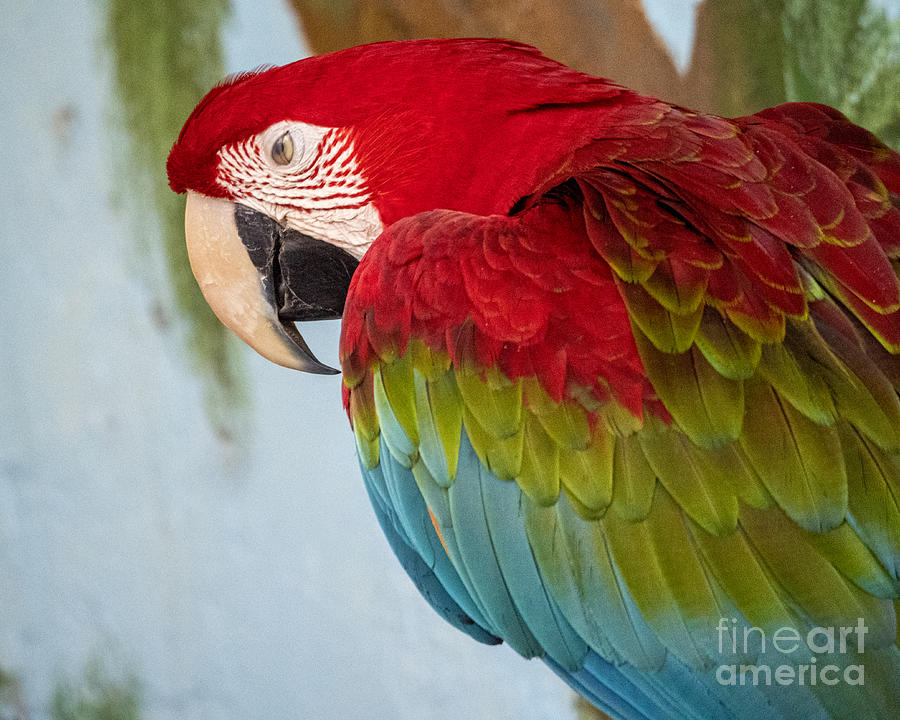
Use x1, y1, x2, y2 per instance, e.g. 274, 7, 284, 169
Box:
633, 327, 744, 448
739, 378, 847, 533
791, 320, 900, 449
516, 413, 560, 506
561, 490, 607, 521
378, 352, 418, 442
757, 340, 836, 425
694, 308, 762, 380
348, 373, 380, 469
413, 368, 463, 487
463, 404, 524, 480
558, 422, 614, 517
523, 377, 591, 450
726, 302, 786, 344
523, 499, 620, 662
842, 424, 900, 579
638, 416, 739, 534
642, 258, 708, 315
456, 365, 523, 439
825, 330, 900, 450
690, 519, 796, 631
407, 337, 451, 380
610, 431, 656, 521
411, 457, 451, 529
805, 521, 897, 598
530, 495, 667, 670
373, 362, 417, 468
740, 505, 896, 645
619, 280, 703, 353
700, 441, 772, 511
582, 190, 657, 283
603, 487, 725, 668
600, 399, 644, 436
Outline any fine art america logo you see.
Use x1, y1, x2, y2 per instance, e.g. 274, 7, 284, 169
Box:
715, 618, 867, 686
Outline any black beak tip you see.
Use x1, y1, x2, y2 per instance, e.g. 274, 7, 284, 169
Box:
308, 361, 341, 376
279, 318, 341, 375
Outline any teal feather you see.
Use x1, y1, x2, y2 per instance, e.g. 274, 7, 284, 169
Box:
448, 434, 544, 657
360, 461, 499, 645
478, 457, 589, 670
409, 457, 497, 633
548, 493, 668, 671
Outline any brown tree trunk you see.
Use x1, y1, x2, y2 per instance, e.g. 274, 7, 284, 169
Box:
286, 0, 789, 116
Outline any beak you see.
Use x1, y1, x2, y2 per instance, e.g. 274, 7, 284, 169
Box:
184, 191, 358, 374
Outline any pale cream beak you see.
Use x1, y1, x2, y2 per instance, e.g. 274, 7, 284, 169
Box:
183, 191, 338, 373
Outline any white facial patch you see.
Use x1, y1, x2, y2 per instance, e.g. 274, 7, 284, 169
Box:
216, 122, 383, 259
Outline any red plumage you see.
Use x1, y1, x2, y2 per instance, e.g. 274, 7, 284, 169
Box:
167, 40, 900, 716
168, 39, 633, 220
319, 42, 900, 418
165, 39, 900, 410
339, 199, 652, 414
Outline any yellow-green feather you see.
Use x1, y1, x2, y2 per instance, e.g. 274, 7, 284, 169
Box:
609, 432, 657, 521
462, 404, 524, 480
694, 308, 762, 380
642, 260, 708, 315
413, 368, 463, 487
690, 519, 796, 631
558, 422, 615, 517
638, 416, 739, 534
348, 372, 380, 469
741, 505, 896, 644
757, 341, 837, 424
523, 377, 592, 450
842, 424, 900, 579
603, 487, 723, 667
633, 327, 744, 448
516, 413, 561, 506
373, 361, 417, 467
739, 378, 847, 532
619, 280, 703, 353
805, 521, 897, 598
456, 365, 523, 439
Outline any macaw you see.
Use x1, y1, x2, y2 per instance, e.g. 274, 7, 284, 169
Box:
166, 39, 900, 719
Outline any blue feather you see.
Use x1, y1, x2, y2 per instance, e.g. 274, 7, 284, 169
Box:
367, 422, 900, 719
361, 461, 500, 646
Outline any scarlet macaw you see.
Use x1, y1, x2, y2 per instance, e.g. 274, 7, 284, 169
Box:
167, 39, 900, 719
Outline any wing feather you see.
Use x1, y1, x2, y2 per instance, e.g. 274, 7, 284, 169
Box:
339, 100, 900, 717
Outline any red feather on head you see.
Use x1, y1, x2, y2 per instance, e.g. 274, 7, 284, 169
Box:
167, 39, 632, 221
171, 42, 900, 716
169, 38, 900, 417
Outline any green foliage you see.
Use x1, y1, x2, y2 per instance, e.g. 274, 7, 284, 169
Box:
50, 663, 140, 720
104, 1, 249, 434
698, 0, 790, 116
783, 0, 900, 149
697, 0, 899, 150
0, 666, 25, 720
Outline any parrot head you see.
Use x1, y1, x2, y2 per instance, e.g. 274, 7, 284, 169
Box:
167, 39, 623, 372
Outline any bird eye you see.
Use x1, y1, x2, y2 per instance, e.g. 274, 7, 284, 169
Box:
271, 131, 294, 165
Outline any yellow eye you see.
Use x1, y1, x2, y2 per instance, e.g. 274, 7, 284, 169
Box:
272, 131, 294, 165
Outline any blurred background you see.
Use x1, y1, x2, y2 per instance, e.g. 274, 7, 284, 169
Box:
1, 1, 898, 719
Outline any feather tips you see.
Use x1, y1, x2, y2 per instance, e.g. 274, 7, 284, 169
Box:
337, 90, 900, 716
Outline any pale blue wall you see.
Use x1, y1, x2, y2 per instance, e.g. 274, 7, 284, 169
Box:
0, 1, 578, 719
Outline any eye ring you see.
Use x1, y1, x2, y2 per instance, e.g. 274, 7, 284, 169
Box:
271, 131, 294, 165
